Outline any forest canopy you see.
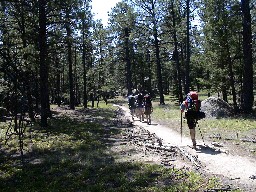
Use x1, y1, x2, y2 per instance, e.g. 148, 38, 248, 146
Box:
0, 0, 255, 127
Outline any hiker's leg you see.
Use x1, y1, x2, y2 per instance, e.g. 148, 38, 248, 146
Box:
139, 108, 143, 121
147, 107, 151, 124
190, 129, 196, 148
135, 107, 139, 118
142, 108, 144, 121
131, 108, 135, 120
145, 107, 149, 123
149, 107, 152, 124
188, 118, 196, 148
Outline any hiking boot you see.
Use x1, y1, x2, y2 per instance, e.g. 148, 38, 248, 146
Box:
192, 139, 196, 149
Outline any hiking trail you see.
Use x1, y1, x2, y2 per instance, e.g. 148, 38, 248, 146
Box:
117, 105, 256, 191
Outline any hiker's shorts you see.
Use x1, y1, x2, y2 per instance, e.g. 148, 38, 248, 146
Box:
187, 117, 197, 129
144, 106, 152, 115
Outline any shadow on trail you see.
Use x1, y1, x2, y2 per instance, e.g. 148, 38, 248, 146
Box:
0, 107, 138, 191
132, 119, 158, 126
148, 123, 158, 126
196, 145, 222, 155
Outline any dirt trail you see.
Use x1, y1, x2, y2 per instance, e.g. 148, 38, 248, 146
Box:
117, 105, 256, 191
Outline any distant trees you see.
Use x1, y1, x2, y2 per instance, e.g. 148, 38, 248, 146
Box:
108, 1, 137, 96
0, 0, 93, 127
198, 0, 254, 112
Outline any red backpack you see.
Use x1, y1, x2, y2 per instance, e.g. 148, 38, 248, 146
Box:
187, 91, 201, 111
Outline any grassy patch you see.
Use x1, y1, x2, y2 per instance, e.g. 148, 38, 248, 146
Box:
152, 104, 180, 121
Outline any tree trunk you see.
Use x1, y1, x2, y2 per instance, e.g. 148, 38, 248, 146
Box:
221, 79, 228, 102
55, 54, 61, 107
171, 1, 183, 103
152, 4, 164, 105
66, 10, 75, 110
19, 1, 35, 121
180, 43, 186, 93
225, 35, 238, 112
82, 20, 88, 108
146, 49, 152, 94
185, 0, 190, 94
125, 27, 132, 96
241, 0, 253, 113
39, 0, 49, 127
26, 73, 35, 122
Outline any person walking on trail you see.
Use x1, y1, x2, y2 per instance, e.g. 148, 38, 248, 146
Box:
136, 92, 144, 122
180, 91, 201, 149
144, 93, 153, 125
128, 94, 136, 120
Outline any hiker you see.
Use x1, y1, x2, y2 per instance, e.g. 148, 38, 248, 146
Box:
144, 93, 153, 124
136, 92, 144, 122
128, 94, 136, 120
180, 91, 201, 149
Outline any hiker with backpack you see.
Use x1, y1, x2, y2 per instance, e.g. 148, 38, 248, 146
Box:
136, 92, 145, 122
128, 94, 136, 120
144, 93, 153, 124
180, 91, 202, 149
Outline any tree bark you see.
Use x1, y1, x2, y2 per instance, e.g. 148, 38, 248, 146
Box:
171, 1, 183, 103
224, 28, 238, 112
82, 20, 88, 108
65, 9, 75, 110
55, 54, 61, 107
152, 3, 165, 105
125, 27, 132, 96
185, 0, 190, 94
39, 0, 49, 127
241, 0, 253, 113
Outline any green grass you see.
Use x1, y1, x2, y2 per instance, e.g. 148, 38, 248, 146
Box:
200, 117, 256, 132
152, 104, 180, 121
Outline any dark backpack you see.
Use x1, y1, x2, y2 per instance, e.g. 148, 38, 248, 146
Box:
144, 95, 152, 107
137, 94, 144, 107
186, 92, 205, 120
128, 96, 135, 107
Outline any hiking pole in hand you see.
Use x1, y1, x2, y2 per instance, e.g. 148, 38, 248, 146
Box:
197, 121, 205, 146
180, 111, 183, 143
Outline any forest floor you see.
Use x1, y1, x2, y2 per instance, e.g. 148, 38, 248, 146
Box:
2, 100, 255, 191
53, 103, 256, 191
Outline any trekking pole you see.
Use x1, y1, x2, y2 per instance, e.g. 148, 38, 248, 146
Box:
197, 121, 205, 146
180, 111, 183, 143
